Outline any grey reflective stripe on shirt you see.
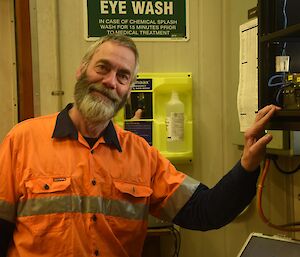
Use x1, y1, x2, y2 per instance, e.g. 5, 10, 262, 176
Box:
159, 175, 200, 221
17, 195, 148, 220
0, 199, 17, 223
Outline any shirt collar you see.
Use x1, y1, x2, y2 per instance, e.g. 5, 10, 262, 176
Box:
52, 103, 122, 152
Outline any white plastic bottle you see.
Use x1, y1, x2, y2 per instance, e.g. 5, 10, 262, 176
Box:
165, 91, 185, 152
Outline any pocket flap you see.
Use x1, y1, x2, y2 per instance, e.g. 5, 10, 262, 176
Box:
113, 181, 153, 197
25, 177, 71, 193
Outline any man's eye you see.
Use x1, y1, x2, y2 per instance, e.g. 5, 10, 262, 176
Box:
96, 65, 109, 74
117, 73, 130, 85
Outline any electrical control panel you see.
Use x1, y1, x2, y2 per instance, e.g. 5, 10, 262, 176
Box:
282, 73, 300, 110
258, 0, 300, 130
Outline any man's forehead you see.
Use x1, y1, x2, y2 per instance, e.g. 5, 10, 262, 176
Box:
92, 41, 136, 70
95, 41, 133, 56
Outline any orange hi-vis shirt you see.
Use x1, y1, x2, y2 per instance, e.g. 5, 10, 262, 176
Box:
0, 104, 199, 257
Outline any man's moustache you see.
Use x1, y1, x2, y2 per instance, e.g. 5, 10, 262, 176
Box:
88, 84, 119, 102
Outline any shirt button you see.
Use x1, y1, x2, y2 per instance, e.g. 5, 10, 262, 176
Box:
92, 180, 96, 186
44, 184, 50, 190
94, 250, 99, 256
92, 214, 97, 222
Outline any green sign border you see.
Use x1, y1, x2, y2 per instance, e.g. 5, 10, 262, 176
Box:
84, 0, 189, 41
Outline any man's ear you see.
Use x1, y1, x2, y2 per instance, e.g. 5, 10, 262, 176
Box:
75, 62, 87, 80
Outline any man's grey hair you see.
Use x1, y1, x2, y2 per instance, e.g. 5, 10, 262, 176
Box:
81, 34, 139, 83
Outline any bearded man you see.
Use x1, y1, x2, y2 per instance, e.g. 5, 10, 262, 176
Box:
0, 33, 280, 257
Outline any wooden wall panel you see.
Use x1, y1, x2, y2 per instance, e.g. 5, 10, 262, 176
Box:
15, 0, 34, 121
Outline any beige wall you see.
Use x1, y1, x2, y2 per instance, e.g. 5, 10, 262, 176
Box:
1, 0, 299, 256
0, 0, 18, 141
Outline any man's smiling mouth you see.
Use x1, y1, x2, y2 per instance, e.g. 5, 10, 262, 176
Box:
89, 86, 115, 103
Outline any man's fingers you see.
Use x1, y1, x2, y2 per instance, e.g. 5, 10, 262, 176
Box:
257, 133, 273, 146
245, 133, 272, 152
244, 130, 272, 155
242, 105, 279, 171
255, 105, 278, 122
255, 105, 273, 121
249, 105, 280, 136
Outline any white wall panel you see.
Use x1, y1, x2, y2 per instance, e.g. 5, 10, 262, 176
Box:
30, 0, 61, 115
0, 0, 18, 141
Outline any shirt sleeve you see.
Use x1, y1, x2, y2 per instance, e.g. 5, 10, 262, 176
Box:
149, 148, 199, 221
172, 160, 260, 231
0, 133, 18, 224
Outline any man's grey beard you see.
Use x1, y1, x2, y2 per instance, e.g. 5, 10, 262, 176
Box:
74, 74, 129, 124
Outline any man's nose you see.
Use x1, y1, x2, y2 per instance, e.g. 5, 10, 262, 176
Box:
101, 71, 117, 89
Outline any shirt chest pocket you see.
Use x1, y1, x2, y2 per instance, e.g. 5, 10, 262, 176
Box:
108, 181, 153, 221
25, 177, 71, 194
113, 181, 153, 201
20, 177, 72, 236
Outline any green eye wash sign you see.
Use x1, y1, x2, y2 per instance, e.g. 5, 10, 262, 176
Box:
84, 0, 189, 41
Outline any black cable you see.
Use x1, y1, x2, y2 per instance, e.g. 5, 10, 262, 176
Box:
174, 228, 180, 257
169, 227, 177, 257
169, 226, 181, 257
175, 227, 181, 256
272, 158, 300, 175
280, 222, 300, 228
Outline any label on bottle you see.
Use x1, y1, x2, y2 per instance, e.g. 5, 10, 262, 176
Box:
166, 112, 184, 141
166, 116, 171, 140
